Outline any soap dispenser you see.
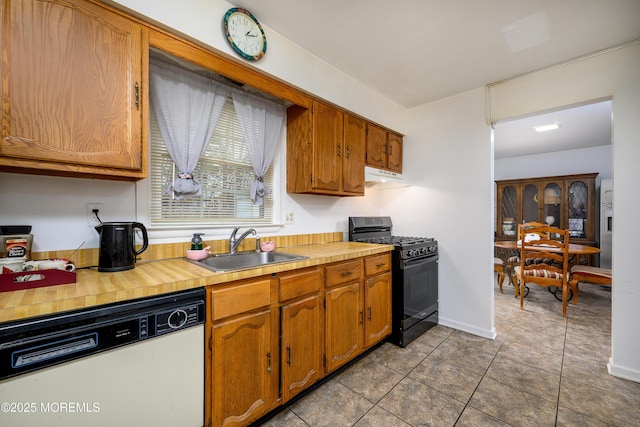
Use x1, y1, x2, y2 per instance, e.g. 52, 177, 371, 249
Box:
191, 233, 204, 250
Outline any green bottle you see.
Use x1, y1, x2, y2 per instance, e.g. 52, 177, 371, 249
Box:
191, 233, 204, 250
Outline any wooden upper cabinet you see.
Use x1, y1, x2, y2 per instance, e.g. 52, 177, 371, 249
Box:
366, 123, 403, 173
0, 0, 147, 180
366, 124, 387, 168
342, 113, 366, 194
387, 132, 403, 172
287, 100, 365, 196
313, 101, 343, 192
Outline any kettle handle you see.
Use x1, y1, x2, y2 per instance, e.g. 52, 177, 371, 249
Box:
133, 222, 149, 256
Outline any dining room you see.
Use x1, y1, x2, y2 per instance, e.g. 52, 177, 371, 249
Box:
493, 98, 612, 313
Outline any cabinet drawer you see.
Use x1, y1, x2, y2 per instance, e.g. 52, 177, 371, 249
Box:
211, 278, 271, 321
279, 267, 321, 302
364, 253, 391, 276
325, 259, 362, 287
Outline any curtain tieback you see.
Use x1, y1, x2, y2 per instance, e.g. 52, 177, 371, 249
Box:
178, 172, 194, 179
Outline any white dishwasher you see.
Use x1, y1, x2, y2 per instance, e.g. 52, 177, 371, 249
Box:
0, 288, 205, 427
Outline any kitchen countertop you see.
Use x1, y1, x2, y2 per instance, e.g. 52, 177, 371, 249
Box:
0, 242, 393, 323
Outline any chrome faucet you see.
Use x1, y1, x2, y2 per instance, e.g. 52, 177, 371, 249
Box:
228, 227, 257, 254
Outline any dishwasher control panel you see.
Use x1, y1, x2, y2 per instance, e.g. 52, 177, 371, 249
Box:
0, 288, 205, 380
153, 303, 202, 335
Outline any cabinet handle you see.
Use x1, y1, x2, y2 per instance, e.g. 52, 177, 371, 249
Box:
267, 352, 271, 374
286, 346, 291, 366
135, 82, 140, 110
337, 143, 341, 157
383, 144, 387, 155
376, 263, 385, 268
368, 306, 372, 321
359, 310, 363, 324
388, 144, 392, 156
346, 145, 351, 159
340, 271, 353, 278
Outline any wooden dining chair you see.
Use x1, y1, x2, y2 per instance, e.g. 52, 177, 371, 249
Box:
569, 265, 612, 305
513, 224, 571, 316
494, 257, 505, 293
508, 222, 547, 296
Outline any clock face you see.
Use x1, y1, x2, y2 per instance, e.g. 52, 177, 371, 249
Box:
223, 8, 267, 61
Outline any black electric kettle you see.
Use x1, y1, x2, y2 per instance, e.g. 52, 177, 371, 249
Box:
95, 222, 149, 272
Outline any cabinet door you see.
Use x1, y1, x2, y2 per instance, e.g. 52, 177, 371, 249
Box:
497, 184, 517, 238
325, 282, 363, 372
212, 310, 272, 427
566, 178, 593, 240
312, 101, 342, 191
364, 272, 392, 347
342, 113, 365, 194
281, 295, 322, 402
541, 180, 563, 231
387, 132, 403, 172
1, 0, 145, 177
521, 183, 541, 223
366, 123, 387, 168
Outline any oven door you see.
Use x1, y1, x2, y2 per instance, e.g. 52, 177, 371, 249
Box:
398, 254, 438, 330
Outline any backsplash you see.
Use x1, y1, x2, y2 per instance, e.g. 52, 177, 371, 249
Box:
33, 232, 344, 268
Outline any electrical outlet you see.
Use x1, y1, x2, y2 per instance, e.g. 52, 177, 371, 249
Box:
284, 210, 294, 224
87, 203, 104, 227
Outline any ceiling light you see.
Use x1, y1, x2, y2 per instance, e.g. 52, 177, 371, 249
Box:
533, 123, 560, 132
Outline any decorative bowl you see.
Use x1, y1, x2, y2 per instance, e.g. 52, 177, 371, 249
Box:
260, 241, 276, 252
186, 247, 210, 261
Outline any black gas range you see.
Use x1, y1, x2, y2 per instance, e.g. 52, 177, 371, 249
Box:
349, 217, 439, 347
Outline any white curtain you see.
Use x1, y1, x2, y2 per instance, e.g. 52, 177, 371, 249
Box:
149, 56, 230, 199
232, 89, 285, 205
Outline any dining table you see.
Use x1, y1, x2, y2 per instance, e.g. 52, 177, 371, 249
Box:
494, 239, 601, 288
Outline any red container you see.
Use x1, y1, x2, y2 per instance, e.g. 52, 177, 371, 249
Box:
0, 269, 76, 292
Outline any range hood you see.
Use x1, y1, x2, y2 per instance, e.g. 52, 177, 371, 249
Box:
364, 166, 408, 188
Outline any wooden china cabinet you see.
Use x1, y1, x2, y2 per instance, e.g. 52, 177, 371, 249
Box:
495, 173, 598, 245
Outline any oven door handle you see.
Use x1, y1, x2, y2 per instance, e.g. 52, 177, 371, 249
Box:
402, 254, 438, 269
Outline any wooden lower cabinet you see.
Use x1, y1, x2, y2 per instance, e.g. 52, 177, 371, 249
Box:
364, 271, 392, 347
325, 281, 363, 372
281, 294, 322, 402
207, 277, 277, 427
363, 253, 392, 348
206, 254, 391, 426
211, 310, 274, 427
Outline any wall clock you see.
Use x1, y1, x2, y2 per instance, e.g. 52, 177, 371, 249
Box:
223, 7, 267, 61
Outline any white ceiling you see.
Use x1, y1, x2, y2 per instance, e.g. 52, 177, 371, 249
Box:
230, 0, 639, 158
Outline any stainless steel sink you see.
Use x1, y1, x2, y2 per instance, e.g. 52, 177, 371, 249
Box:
190, 251, 308, 272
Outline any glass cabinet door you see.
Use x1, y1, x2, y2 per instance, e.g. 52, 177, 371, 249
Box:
522, 184, 539, 223
543, 183, 562, 227
500, 185, 517, 236
568, 181, 588, 238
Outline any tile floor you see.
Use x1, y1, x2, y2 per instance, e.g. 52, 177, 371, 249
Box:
258, 279, 640, 426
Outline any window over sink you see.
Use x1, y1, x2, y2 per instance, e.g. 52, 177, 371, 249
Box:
141, 50, 283, 229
